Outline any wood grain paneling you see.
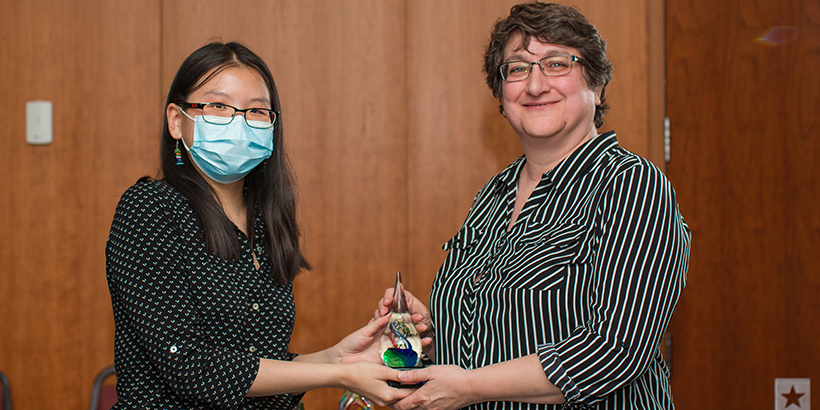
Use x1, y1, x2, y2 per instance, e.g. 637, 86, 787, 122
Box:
0, 1, 663, 409
406, 0, 523, 308
0, 1, 160, 409
667, 0, 820, 407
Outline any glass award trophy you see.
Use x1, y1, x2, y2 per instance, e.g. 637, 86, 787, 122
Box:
339, 390, 372, 410
380, 271, 423, 387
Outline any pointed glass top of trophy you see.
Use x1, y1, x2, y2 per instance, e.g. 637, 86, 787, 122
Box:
391, 271, 408, 314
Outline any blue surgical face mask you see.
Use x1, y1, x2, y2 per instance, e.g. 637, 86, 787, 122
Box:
177, 106, 274, 184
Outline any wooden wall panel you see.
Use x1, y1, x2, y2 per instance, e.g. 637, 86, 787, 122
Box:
0, 1, 661, 409
666, 0, 820, 407
405, 0, 523, 307
0, 1, 161, 409
406, 0, 665, 310
584, 0, 660, 160
161, 2, 407, 408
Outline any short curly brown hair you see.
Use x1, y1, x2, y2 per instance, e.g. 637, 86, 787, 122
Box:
483, 2, 613, 128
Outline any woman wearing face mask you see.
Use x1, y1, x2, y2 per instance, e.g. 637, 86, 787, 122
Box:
105, 42, 416, 409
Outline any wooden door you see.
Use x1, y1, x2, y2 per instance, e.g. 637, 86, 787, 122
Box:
666, 0, 820, 407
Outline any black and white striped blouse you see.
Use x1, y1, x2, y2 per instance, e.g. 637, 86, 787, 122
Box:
430, 131, 690, 409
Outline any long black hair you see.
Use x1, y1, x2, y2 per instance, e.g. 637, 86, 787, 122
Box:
159, 41, 310, 284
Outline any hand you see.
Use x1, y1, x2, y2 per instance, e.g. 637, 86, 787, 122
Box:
389, 365, 475, 410
334, 314, 391, 364
341, 361, 415, 407
376, 287, 433, 338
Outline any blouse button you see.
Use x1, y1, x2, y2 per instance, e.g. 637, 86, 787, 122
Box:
170, 345, 178, 353
249, 346, 257, 353
252, 303, 260, 310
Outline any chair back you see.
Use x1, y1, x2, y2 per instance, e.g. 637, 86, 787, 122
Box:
0, 370, 12, 410
89, 366, 117, 410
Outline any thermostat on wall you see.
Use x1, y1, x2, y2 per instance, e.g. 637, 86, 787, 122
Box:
26, 100, 53, 145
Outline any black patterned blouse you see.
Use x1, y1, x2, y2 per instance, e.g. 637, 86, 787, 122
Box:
106, 179, 303, 409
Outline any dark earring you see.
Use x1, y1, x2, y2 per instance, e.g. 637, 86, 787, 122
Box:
174, 140, 184, 166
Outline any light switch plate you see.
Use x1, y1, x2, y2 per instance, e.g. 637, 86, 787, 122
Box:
26, 100, 53, 145
775, 378, 810, 410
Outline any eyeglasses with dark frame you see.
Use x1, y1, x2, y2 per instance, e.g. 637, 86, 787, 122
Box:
180, 102, 277, 129
499, 55, 581, 82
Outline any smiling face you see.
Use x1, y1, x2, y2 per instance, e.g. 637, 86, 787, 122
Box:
501, 34, 601, 148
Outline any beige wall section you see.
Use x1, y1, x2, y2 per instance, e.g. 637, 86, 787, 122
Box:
0, 1, 663, 409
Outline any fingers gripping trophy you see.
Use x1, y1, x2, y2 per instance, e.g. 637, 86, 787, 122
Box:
340, 272, 424, 410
